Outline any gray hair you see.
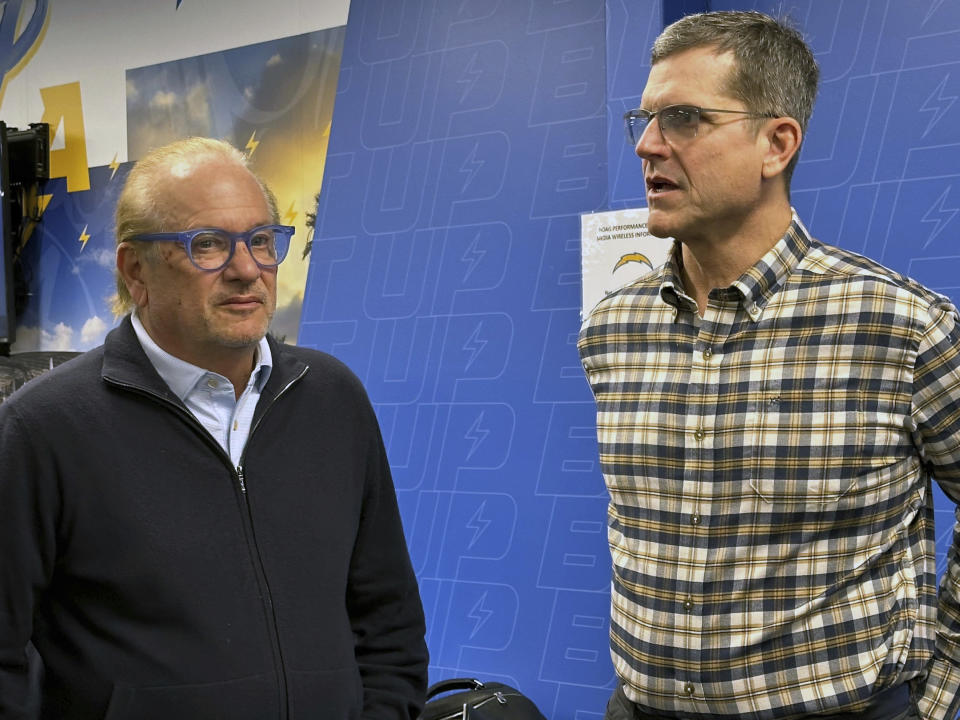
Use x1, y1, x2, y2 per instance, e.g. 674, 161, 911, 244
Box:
652, 10, 819, 188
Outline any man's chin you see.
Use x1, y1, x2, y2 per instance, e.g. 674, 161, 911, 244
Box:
646, 219, 676, 241
645, 208, 675, 240
211, 319, 272, 349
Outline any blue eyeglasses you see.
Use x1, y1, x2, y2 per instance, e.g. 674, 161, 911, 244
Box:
130, 224, 295, 272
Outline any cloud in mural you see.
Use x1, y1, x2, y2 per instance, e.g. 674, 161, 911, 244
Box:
14, 322, 75, 352
70, 248, 115, 275
91, 248, 116, 270
13, 312, 111, 353
185, 83, 211, 124
127, 79, 214, 158
80, 316, 108, 346
150, 90, 179, 110
266, 53, 283, 67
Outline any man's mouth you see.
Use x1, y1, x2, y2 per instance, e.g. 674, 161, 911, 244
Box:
220, 295, 264, 308
647, 177, 679, 194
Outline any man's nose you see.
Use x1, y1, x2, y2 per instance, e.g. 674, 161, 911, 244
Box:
635, 116, 668, 160
223, 240, 262, 280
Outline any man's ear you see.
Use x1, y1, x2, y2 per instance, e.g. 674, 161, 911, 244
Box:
760, 117, 802, 181
116, 242, 149, 308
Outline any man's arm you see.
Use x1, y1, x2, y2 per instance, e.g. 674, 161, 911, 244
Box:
0, 401, 55, 719
910, 305, 960, 720
919, 510, 960, 720
347, 421, 428, 720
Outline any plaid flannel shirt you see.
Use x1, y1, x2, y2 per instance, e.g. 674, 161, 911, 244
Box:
578, 217, 960, 720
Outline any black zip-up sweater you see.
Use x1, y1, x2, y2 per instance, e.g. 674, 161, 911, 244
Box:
0, 318, 428, 719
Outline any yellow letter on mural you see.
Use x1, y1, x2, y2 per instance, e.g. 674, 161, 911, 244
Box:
40, 81, 89, 192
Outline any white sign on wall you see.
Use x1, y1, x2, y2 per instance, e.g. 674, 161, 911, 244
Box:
580, 207, 673, 319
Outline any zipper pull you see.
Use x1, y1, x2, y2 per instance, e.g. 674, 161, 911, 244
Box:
236, 466, 246, 494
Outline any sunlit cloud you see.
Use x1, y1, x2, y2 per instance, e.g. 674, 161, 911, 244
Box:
80, 316, 108, 347
150, 89, 179, 110
12, 322, 75, 352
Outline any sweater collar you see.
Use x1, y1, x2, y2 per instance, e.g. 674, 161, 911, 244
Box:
102, 316, 305, 408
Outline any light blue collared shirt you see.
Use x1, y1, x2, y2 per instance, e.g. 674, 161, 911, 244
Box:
130, 313, 273, 467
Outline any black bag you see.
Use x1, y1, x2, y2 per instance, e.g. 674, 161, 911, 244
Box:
419, 678, 548, 720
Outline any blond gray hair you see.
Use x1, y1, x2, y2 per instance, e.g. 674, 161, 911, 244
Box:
112, 137, 279, 316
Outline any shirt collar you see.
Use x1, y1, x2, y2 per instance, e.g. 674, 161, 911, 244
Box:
130, 312, 273, 401
658, 211, 813, 320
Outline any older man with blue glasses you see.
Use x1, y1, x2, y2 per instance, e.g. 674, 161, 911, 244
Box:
0, 137, 428, 719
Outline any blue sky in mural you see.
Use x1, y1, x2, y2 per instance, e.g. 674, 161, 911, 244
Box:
125, 29, 342, 161
13, 166, 130, 352
12, 26, 343, 352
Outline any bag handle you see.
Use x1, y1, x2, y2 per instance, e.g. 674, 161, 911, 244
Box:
425, 678, 485, 700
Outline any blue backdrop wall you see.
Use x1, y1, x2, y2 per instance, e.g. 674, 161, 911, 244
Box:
302, 1, 960, 718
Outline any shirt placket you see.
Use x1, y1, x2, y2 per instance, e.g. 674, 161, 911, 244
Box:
677, 295, 736, 710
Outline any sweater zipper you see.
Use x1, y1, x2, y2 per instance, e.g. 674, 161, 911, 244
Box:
232, 365, 307, 719
106, 364, 307, 719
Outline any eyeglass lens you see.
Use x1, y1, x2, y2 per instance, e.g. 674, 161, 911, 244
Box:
626, 105, 701, 145
190, 228, 284, 269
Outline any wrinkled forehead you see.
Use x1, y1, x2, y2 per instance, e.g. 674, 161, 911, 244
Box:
642, 46, 738, 108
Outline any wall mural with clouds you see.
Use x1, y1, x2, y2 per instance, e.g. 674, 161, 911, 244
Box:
0, 0, 349, 353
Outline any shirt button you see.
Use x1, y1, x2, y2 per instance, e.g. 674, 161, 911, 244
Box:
703, 346, 712, 359
683, 598, 694, 612
206, 378, 218, 389
691, 514, 702, 526
684, 683, 695, 697
694, 428, 705, 441
747, 305, 761, 319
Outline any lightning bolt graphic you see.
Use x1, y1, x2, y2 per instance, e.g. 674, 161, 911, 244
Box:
78, 225, 90, 252
921, 186, 958, 250
465, 500, 491, 550
463, 412, 489, 461
109, 153, 120, 180
613, 252, 652, 271
922, 0, 947, 27
461, 231, 486, 281
37, 194, 53, 216
462, 323, 487, 371
466, 592, 493, 640
456, 51, 483, 105
245, 131, 260, 158
459, 143, 483, 194
919, 75, 957, 138
283, 201, 297, 226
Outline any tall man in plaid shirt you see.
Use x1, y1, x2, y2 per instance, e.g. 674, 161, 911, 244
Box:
579, 11, 960, 720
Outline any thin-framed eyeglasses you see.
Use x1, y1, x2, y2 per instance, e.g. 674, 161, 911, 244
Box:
130, 224, 295, 272
623, 104, 777, 146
